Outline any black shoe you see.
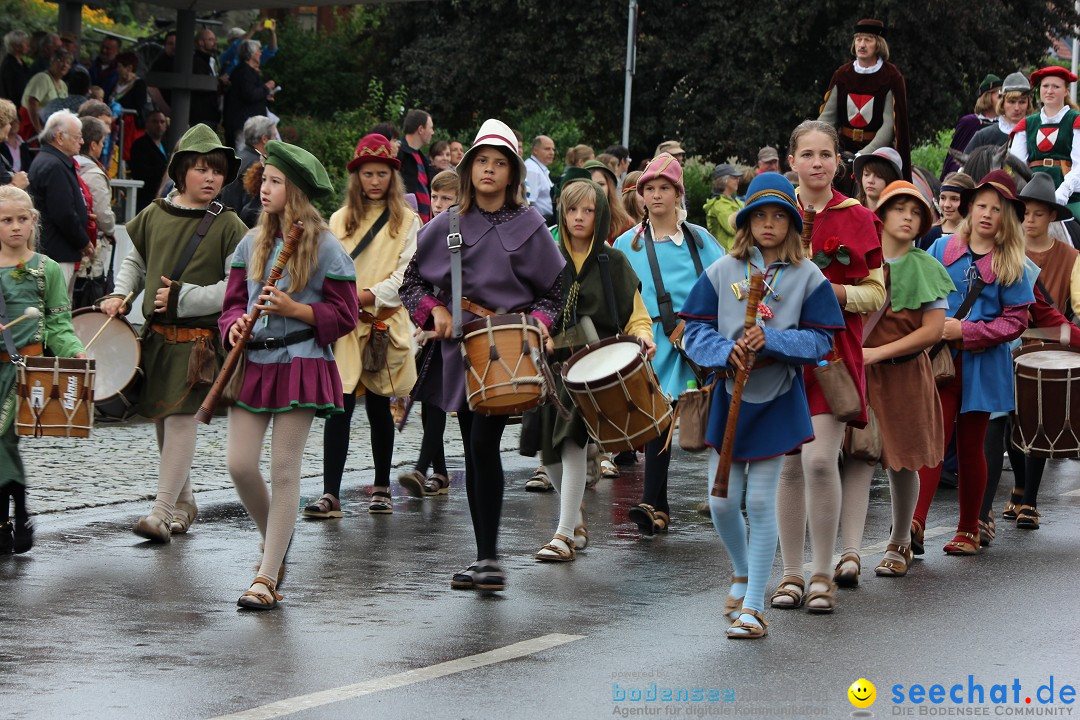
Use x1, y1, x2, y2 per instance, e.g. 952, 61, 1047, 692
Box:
0, 521, 12, 554
614, 451, 638, 466
12, 519, 33, 554
473, 560, 506, 592
939, 470, 958, 489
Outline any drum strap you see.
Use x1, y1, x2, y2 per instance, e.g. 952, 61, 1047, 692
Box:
641, 222, 705, 338
0, 279, 22, 364
447, 205, 464, 339
929, 278, 986, 360
169, 201, 224, 282
1035, 276, 1075, 322
350, 209, 390, 260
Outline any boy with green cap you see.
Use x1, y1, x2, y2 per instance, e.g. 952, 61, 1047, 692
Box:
101, 123, 248, 544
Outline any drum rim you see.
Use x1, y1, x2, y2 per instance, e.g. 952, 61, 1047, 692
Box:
562, 334, 646, 389
1013, 343, 1080, 370
461, 312, 540, 335
71, 306, 142, 399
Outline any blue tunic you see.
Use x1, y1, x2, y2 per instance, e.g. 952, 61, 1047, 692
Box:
680, 250, 844, 460
613, 221, 724, 397
927, 234, 1034, 413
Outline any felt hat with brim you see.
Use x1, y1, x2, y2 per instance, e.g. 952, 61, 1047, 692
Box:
265, 140, 334, 200
167, 123, 241, 186
757, 146, 779, 162
978, 74, 1003, 97
1002, 71, 1031, 94
735, 172, 802, 233
959, 169, 1026, 220
1018, 172, 1072, 221
875, 181, 933, 237
655, 140, 685, 157
853, 147, 903, 182
637, 152, 685, 196
458, 118, 526, 184
347, 133, 400, 173
1030, 66, 1079, 87
583, 158, 618, 186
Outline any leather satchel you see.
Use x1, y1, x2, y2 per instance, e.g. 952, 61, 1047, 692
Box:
813, 357, 862, 422
844, 405, 882, 462
677, 380, 714, 452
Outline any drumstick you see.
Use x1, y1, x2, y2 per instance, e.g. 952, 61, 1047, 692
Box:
84, 292, 136, 352
0, 306, 39, 332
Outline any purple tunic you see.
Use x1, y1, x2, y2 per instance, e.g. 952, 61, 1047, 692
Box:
401, 205, 566, 413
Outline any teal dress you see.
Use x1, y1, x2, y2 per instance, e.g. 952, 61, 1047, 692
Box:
0, 254, 85, 486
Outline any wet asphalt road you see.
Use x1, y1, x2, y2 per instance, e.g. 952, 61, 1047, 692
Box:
2, 448, 1079, 720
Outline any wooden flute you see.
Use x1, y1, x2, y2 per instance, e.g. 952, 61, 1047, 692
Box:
711, 272, 766, 498
194, 221, 303, 424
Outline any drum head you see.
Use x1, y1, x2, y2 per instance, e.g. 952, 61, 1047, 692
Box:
565, 340, 641, 384
1014, 350, 1080, 370
71, 308, 141, 401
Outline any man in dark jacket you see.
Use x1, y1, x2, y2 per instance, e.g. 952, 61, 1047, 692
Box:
27, 109, 91, 289
128, 110, 169, 212
190, 29, 221, 129
221, 114, 273, 226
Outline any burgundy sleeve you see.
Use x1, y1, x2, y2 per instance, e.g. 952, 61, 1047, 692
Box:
218, 266, 250, 347
400, 253, 442, 328
526, 272, 564, 331
311, 276, 359, 347
961, 304, 1029, 350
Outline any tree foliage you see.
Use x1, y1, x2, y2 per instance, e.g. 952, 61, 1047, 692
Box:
369, 0, 1080, 164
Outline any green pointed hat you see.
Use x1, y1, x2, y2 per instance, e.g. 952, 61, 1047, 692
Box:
166, 123, 241, 186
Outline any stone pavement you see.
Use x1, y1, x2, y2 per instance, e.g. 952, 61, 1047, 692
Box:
23, 402, 521, 515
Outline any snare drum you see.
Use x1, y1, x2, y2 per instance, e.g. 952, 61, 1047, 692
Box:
16, 356, 95, 438
461, 313, 545, 415
561, 336, 673, 453
1012, 344, 1080, 458
71, 307, 142, 419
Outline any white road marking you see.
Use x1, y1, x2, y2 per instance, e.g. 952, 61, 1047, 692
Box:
803, 525, 954, 571
208, 633, 585, 720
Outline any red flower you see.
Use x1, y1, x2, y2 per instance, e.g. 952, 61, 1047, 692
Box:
824, 235, 841, 255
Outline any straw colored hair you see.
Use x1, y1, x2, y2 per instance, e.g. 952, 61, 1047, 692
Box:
956, 188, 1026, 286
250, 172, 328, 294
341, 164, 410, 238
0, 185, 39, 250
728, 208, 803, 265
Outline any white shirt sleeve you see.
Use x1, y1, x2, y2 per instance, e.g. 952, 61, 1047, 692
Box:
1055, 127, 1080, 204
1009, 127, 1029, 164
369, 215, 419, 310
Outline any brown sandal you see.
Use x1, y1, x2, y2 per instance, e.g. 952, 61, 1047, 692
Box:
653, 510, 670, 534
628, 503, 658, 536
303, 493, 343, 518
535, 533, 576, 562
726, 608, 768, 639
833, 552, 861, 588
170, 501, 198, 534
424, 473, 451, 495
237, 575, 282, 610
770, 576, 805, 609
943, 531, 980, 555
723, 575, 748, 621
874, 543, 913, 577
1016, 505, 1041, 529
805, 573, 836, 614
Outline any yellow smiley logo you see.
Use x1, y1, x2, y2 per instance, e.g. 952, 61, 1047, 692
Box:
848, 678, 876, 709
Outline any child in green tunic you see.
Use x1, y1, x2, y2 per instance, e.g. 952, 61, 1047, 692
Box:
0, 186, 86, 554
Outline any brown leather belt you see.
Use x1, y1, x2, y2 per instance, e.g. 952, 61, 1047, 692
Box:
1030, 158, 1071, 172
359, 306, 401, 324
462, 298, 495, 318
841, 126, 877, 143
149, 324, 215, 343
716, 356, 776, 378
0, 342, 43, 363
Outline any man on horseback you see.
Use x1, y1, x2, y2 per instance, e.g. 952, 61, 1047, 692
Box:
818, 18, 912, 186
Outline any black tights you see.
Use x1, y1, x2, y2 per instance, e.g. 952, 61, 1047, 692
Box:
322, 390, 394, 497
641, 433, 671, 514
415, 404, 447, 476
981, 417, 1048, 520
0, 481, 27, 524
457, 410, 507, 561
